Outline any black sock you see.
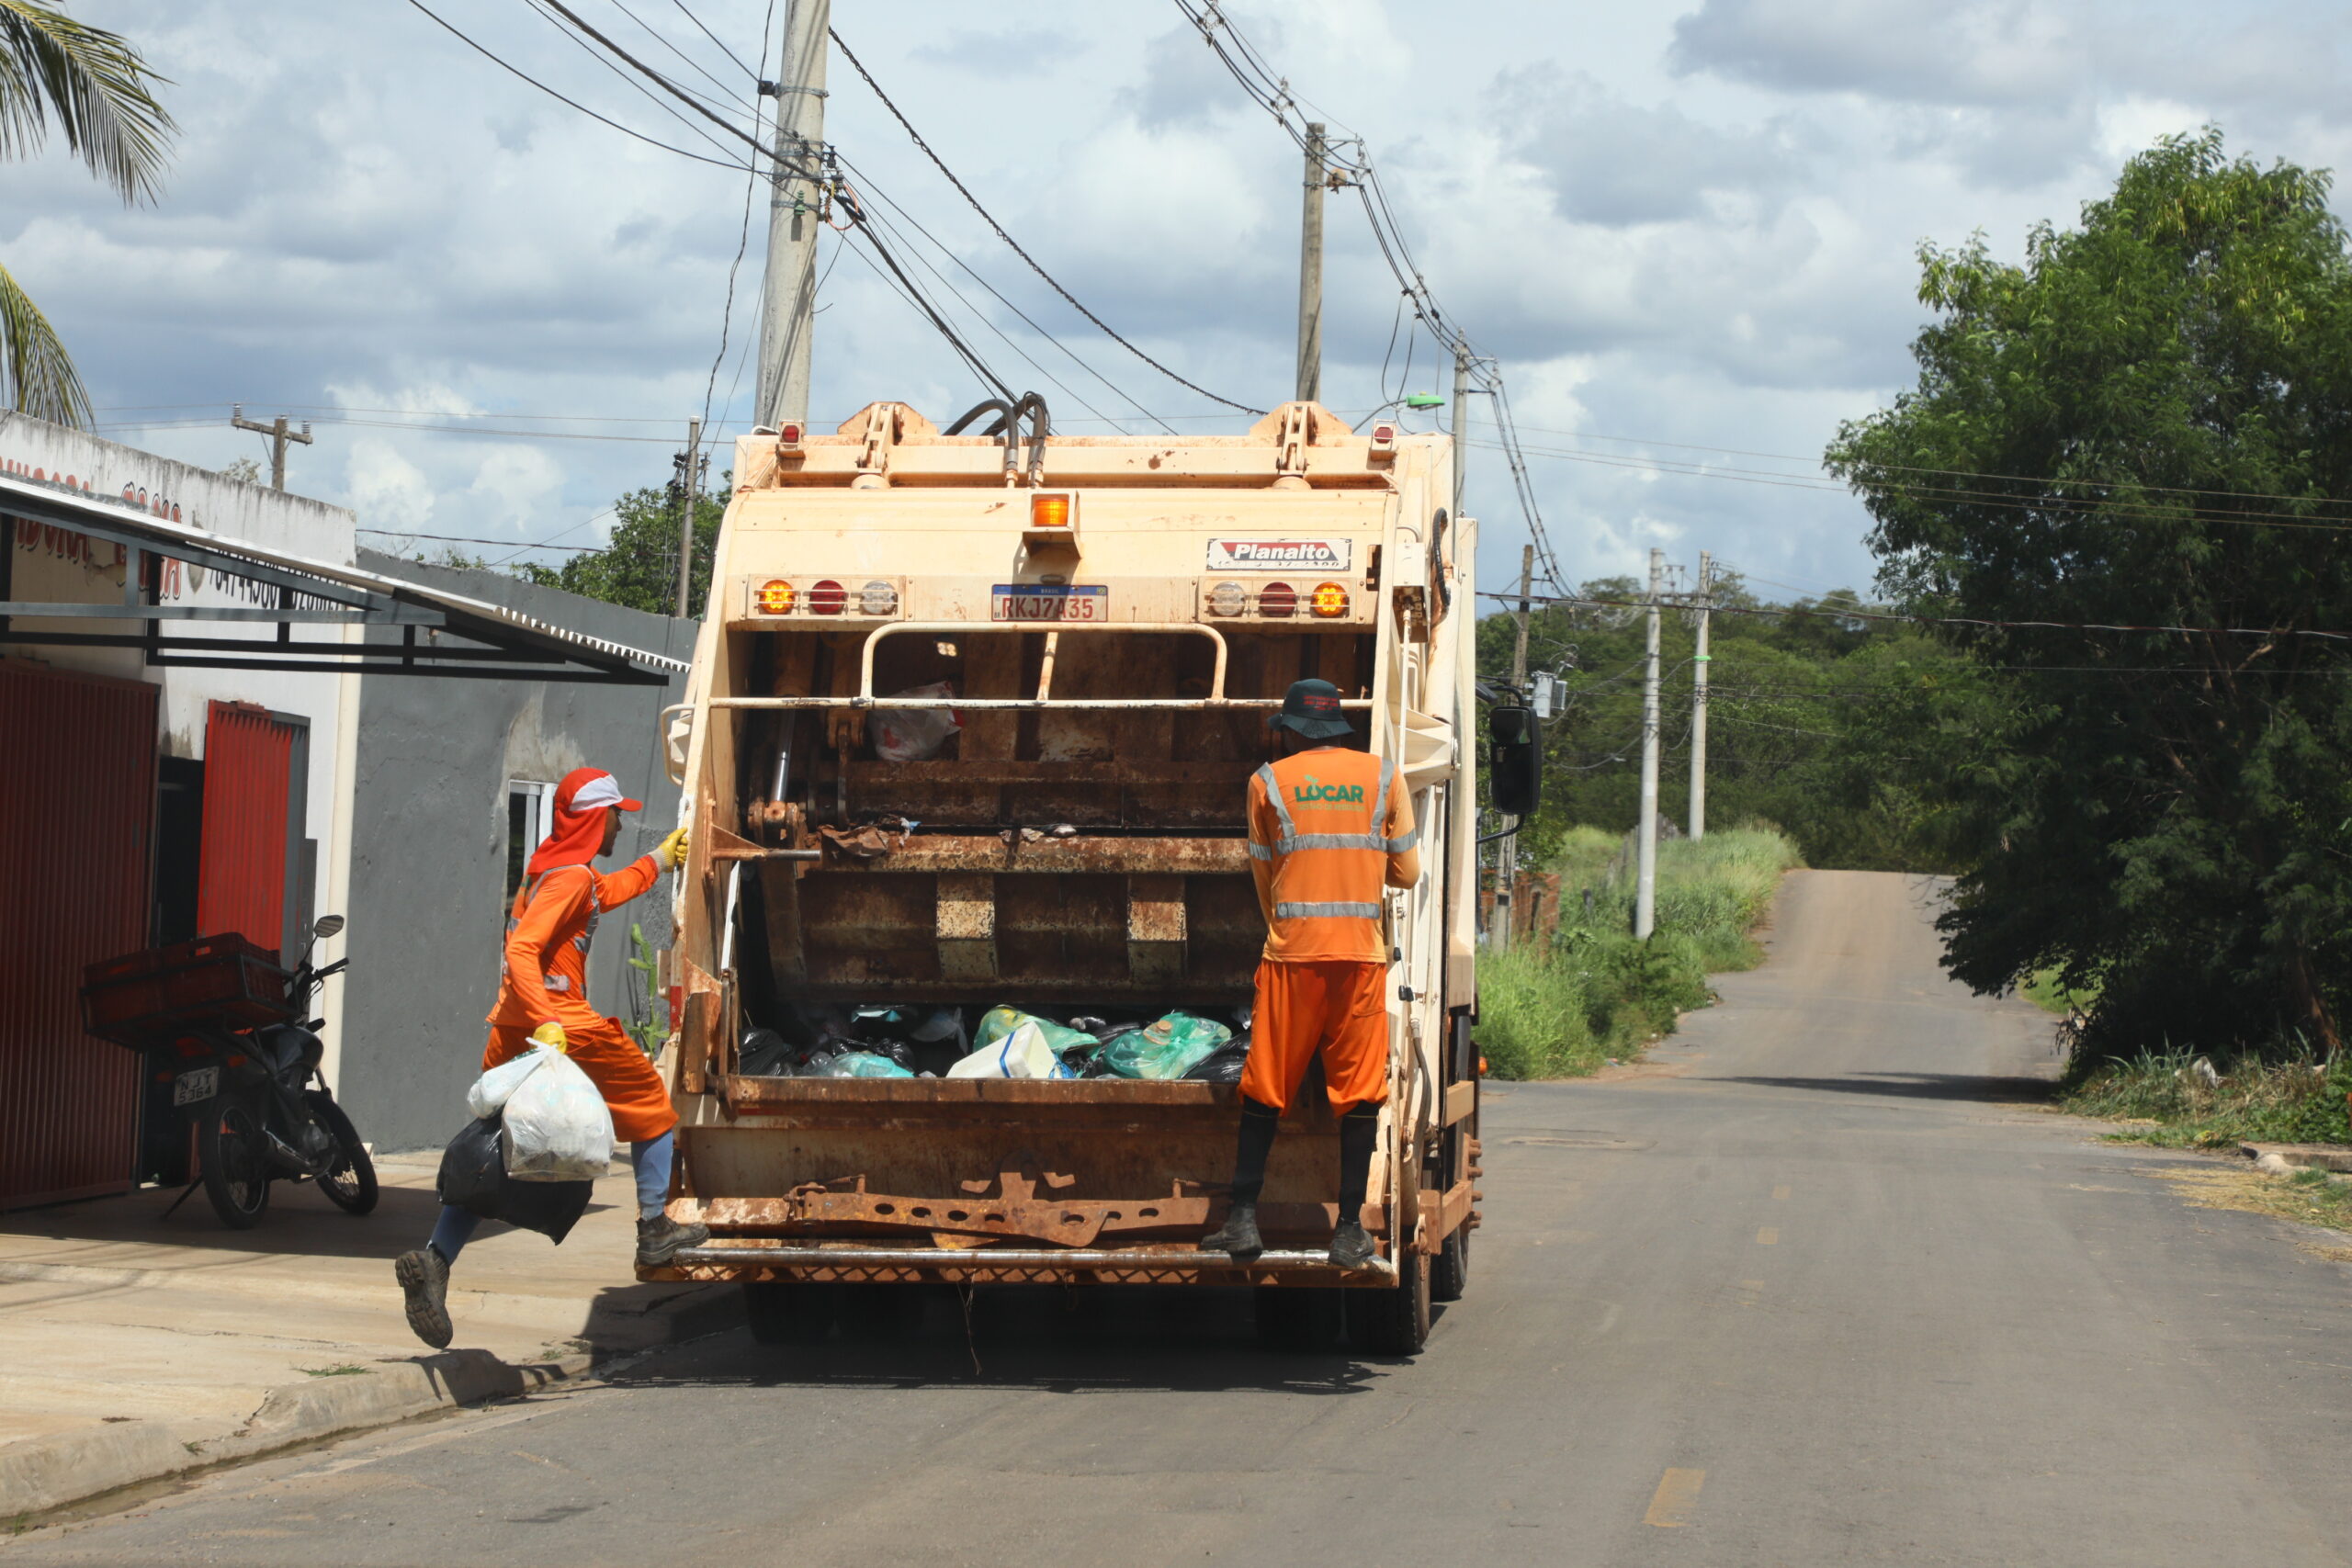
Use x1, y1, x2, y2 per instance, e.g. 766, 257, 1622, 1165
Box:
1228, 1096, 1281, 1205
1337, 1107, 1379, 1225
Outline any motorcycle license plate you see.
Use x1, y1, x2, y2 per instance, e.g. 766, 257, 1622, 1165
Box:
172, 1066, 219, 1107
990, 584, 1106, 623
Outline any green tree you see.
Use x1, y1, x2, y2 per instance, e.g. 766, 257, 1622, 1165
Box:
1828, 129, 2352, 1057
1, 2, 175, 423
514, 479, 724, 617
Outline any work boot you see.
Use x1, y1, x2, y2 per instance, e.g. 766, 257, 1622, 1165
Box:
636, 1213, 710, 1267
1328, 1220, 1377, 1270
394, 1247, 453, 1350
1201, 1199, 1264, 1261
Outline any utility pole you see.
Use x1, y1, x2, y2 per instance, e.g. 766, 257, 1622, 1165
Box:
1493, 542, 1534, 949
755, 0, 829, 430
229, 406, 313, 491
673, 418, 704, 619
1635, 548, 1663, 940
1295, 122, 1326, 404
1451, 347, 1470, 519
1689, 550, 1712, 843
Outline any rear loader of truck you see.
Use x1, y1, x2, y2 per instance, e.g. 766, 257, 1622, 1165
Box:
641, 399, 1484, 1353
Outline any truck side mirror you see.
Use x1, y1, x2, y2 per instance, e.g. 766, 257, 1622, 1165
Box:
1489, 705, 1543, 818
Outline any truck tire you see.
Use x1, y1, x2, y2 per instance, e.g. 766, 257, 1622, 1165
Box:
1430, 1214, 1470, 1303
1253, 1286, 1341, 1351
744, 1280, 838, 1345
840, 1281, 926, 1338
1355, 1242, 1430, 1356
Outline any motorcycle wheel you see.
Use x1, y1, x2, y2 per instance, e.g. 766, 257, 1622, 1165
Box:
312, 1098, 379, 1215
197, 1098, 271, 1229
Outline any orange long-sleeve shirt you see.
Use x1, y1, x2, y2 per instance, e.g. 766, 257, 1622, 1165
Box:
489, 857, 662, 1031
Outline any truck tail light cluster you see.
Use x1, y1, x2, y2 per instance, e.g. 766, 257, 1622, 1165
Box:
1202, 580, 1361, 620
752, 578, 900, 617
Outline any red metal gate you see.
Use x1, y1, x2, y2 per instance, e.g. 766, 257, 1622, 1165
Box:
0, 661, 156, 1210
198, 701, 294, 960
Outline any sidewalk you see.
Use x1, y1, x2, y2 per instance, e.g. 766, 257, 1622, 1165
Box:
0, 1153, 741, 1520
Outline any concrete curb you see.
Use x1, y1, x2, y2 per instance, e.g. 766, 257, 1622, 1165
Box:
0, 1280, 743, 1521
2241, 1143, 2352, 1176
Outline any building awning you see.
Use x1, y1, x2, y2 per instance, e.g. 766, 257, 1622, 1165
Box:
1, 470, 685, 685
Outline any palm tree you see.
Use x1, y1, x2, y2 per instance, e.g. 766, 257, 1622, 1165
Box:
1, 1, 174, 426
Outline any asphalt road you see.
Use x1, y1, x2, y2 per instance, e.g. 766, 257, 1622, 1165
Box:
12, 869, 2350, 1566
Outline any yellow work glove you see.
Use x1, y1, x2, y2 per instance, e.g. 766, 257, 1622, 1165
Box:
529, 1021, 569, 1054
655, 827, 690, 871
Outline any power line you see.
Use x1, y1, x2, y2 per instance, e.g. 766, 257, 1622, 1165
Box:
521, 0, 751, 166
357, 528, 605, 553
1485, 589, 2352, 645
401, 0, 757, 173
597, 0, 761, 112
666, 0, 761, 79
695, 0, 777, 443
827, 28, 1259, 417
533, 0, 793, 169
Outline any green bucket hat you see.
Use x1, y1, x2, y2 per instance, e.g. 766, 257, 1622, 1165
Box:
1270, 677, 1354, 740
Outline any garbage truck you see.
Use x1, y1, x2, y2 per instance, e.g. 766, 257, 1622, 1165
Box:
643, 398, 1498, 1353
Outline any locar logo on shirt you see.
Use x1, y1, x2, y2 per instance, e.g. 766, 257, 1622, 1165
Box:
1292, 773, 1366, 806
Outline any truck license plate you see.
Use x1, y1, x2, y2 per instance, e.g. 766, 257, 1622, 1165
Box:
991, 584, 1106, 623
173, 1066, 219, 1107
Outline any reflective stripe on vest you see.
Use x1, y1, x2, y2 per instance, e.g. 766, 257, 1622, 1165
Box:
1253, 756, 1398, 856
1274, 900, 1384, 919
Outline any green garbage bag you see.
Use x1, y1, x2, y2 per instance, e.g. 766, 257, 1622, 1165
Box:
975, 1006, 1099, 1055
811, 1050, 915, 1078
1102, 1011, 1233, 1079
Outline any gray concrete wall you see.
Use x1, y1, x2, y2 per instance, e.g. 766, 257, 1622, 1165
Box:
338, 550, 694, 1153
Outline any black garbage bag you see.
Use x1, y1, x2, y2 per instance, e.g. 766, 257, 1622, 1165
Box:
1182, 1040, 1251, 1084
435, 1116, 594, 1244
739, 1026, 794, 1076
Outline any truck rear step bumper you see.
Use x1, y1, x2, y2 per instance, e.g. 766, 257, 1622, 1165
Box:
650, 1245, 1396, 1287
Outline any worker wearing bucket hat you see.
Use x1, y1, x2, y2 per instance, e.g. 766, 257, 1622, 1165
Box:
1204, 679, 1421, 1269
396, 766, 697, 1348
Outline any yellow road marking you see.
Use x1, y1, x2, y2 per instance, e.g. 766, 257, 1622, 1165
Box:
1772, 1184, 1791, 1201
1756, 1226, 1779, 1245
1645, 1468, 1706, 1527
1740, 1279, 1765, 1291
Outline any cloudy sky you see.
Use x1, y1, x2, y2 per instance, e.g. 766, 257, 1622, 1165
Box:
13, 0, 2352, 604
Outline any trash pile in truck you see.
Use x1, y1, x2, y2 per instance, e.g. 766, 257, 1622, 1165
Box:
736, 1001, 1252, 1084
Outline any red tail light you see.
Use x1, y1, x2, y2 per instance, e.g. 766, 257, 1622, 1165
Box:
808, 579, 847, 615
1258, 581, 1298, 618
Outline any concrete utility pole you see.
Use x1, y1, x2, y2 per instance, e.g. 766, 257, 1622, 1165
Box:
1635, 548, 1664, 940
755, 0, 829, 430
1451, 347, 1470, 520
1295, 122, 1326, 404
673, 418, 704, 618
1689, 550, 1712, 844
1493, 542, 1534, 949
229, 406, 313, 491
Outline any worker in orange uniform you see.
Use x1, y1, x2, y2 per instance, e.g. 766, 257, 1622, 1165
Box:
1203, 678, 1420, 1270
397, 767, 699, 1349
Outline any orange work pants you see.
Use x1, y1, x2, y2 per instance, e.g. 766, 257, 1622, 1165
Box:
1239, 959, 1390, 1114
481, 1018, 677, 1144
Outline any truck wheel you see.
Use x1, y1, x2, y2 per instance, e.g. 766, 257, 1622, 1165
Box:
744, 1280, 839, 1345
1430, 1216, 1470, 1303
1355, 1243, 1430, 1356
1253, 1286, 1341, 1351
840, 1281, 926, 1338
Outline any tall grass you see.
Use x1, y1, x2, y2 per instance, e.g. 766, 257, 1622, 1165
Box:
1478, 826, 1802, 1080
2061, 1049, 2351, 1147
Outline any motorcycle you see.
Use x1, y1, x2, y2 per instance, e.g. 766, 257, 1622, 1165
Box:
151, 916, 377, 1229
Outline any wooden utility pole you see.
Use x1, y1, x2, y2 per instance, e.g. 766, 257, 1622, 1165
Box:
229, 406, 313, 491
1493, 542, 1534, 949
1689, 550, 1712, 843
1295, 122, 1326, 404
1451, 347, 1470, 519
1635, 548, 1663, 940
756, 0, 829, 429
673, 417, 704, 619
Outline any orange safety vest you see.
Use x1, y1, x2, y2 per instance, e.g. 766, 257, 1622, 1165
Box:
1246, 747, 1419, 963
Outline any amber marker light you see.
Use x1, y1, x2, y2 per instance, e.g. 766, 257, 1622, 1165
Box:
756, 579, 797, 615
1029, 492, 1074, 529
1310, 581, 1351, 617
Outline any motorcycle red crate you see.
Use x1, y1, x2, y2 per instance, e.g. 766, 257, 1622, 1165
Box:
81, 933, 294, 1049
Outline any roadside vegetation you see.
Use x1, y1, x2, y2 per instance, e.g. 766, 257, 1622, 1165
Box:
1479, 826, 1799, 1079
2057, 1051, 2351, 1149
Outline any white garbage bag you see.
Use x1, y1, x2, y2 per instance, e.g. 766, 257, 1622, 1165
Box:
944, 1020, 1069, 1079
873, 683, 961, 762
466, 1046, 551, 1122
502, 1047, 616, 1181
